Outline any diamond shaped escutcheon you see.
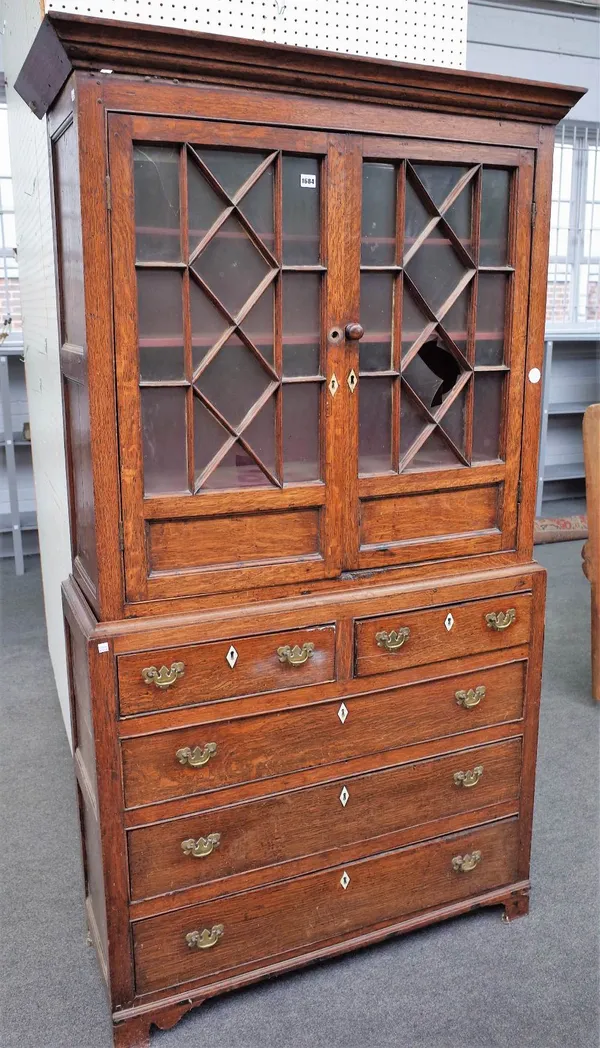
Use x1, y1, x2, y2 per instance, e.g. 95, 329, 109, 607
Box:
340, 871, 350, 890
226, 645, 238, 669
445, 612, 454, 632
339, 786, 350, 807
337, 702, 348, 724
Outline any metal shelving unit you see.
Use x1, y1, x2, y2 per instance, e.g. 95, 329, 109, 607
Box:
0, 344, 37, 573
536, 330, 600, 515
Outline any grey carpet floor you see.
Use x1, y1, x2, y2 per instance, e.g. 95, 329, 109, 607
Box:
1, 543, 598, 1048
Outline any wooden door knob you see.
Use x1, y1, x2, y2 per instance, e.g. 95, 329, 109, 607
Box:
345, 323, 364, 340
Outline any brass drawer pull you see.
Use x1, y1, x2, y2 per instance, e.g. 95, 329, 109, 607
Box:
452, 850, 482, 873
277, 642, 315, 666
485, 609, 516, 631
455, 686, 486, 709
181, 833, 221, 858
453, 765, 484, 788
376, 627, 410, 652
185, 925, 224, 950
176, 743, 217, 768
141, 661, 185, 689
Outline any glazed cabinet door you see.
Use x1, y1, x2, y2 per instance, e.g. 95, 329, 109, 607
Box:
343, 139, 535, 570
109, 115, 348, 602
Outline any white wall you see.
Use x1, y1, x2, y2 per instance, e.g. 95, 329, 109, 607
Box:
2, 0, 73, 741
467, 0, 600, 122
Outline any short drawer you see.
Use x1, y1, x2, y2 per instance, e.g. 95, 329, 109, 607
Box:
355, 593, 532, 678
121, 660, 525, 808
128, 737, 522, 901
118, 625, 335, 716
132, 817, 519, 994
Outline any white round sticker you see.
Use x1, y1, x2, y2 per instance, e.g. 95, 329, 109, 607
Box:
528, 368, 541, 384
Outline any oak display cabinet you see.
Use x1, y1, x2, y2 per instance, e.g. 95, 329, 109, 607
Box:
16, 15, 584, 1048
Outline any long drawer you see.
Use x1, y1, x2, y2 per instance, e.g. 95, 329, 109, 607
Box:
121, 659, 526, 809
128, 737, 522, 901
133, 817, 520, 994
118, 625, 336, 717
355, 593, 532, 677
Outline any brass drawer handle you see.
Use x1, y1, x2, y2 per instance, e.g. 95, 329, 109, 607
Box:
181, 833, 221, 858
176, 743, 217, 768
277, 642, 315, 666
455, 686, 486, 709
141, 661, 185, 689
453, 765, 484, 788
485, 609, 516, 632
452, 850, 482, 873
185, 925, 224, 950
376, 627, 410, 652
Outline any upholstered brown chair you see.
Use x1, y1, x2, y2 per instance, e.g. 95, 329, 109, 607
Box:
582, 404, 600, 701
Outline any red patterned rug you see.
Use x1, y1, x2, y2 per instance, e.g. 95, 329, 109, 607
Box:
534, 514, 588, 544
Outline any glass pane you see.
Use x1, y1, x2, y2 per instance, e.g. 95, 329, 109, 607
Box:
359, 378, 393, 474
141, 388, 188, 494
439, 387, 467, 455
405, 179, 432, 246
361, 163, 396, 265
402, 284, 431, 355
134, 145, 180, 262
189, 279, 229, 373
188, 156, 225, 253
203, 443, 271, 490
409, 429, 461, 470
0, 178, 14, 210
476, 274, 508, 365
405, 229, 468, 315
473, 373, 504, 461
242, 397, 276, 478
194, 148, 268, 197
238, 170, 274, 250
400, 389, 427, 460
404, 338, 461, 409
194, 396, 230, 482
283, 384, 320, 482
137, 270, 184, 380
196, 334, 273, 428
441, 289, 469, 354
360, 272, 394, 372
412, 163, 472, 247
283, 273, 321, 377
413, 164, 470, 208
196, 395, 275, 490
192, 213, 272, 317
241, 284, 275, 366
283, 156, 320, 265
480, 168, 511, 266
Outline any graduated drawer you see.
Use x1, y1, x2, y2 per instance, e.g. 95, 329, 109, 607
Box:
118, 625, 335, 717
121, 660, 525, 809
355, 593, 532, 678
133, 817, 519, 994
128, 737, 522, 901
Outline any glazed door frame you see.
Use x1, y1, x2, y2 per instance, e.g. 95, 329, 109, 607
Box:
341, 137, 535, 571
109, 113, 350, 603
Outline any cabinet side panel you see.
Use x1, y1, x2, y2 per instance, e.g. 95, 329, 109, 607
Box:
53, 119, 99, 598
63, 608, 109, 980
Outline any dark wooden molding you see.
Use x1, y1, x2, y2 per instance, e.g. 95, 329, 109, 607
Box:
14, 17, 72, 118
16, 12, 585, 124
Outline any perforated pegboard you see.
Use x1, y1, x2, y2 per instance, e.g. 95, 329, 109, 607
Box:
44, 0, 467, 68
